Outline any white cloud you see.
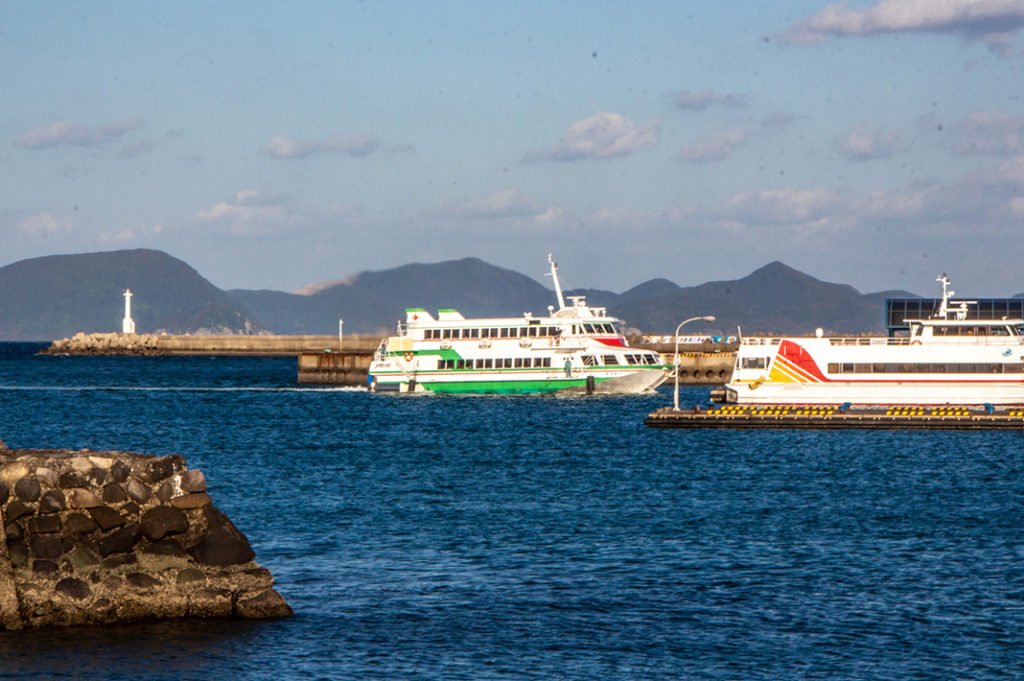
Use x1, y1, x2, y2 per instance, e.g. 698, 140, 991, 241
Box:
264, 133, 383, 158
195, 190, 294, 234
16, 119, 144, 148
776, 0, 1024, 54
524, 111, 660, 162
998, 154, 1024, 183
434, 188, 547, 220
673, 90, 748, 111
15, 213, 73, 237
1010, 196, 1024, 215
680, 128, 749, 163
954, 110, 1024, 155
721, 187, 839, 225
834, 125, 900, 160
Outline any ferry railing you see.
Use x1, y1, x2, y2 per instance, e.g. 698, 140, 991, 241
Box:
738, 336, 1024, 346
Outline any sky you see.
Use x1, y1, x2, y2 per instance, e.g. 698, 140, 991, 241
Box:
3, 0, 1024, 299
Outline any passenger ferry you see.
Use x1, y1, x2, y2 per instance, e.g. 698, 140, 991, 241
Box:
722, 275, 1024, 405
368, 256, 669, 394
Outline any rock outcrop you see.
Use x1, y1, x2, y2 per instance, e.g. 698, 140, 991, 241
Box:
0, 441, 291, 629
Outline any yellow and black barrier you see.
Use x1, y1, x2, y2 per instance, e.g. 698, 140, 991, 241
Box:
645, 404, 1024, 430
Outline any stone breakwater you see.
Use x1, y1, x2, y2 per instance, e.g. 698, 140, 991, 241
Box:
43, 332, 383, 357
0, 438, 291, 630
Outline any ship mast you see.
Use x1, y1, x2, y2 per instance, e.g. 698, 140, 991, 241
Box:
547, 254, 566, 311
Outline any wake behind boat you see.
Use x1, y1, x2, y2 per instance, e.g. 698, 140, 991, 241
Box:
368, 256, 670, 394
721, 275, 1024, 406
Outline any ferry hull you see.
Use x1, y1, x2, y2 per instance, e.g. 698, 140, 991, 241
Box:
725, 380, 1024, 406
370, 368, 667, 395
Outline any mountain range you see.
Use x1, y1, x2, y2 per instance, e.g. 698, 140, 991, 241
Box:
0, 248, 925, 341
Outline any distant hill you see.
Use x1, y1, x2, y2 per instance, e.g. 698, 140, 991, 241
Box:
235, 258, 920, 336
0, 249, 262, 340
608, 261, 917, 336
0, 249, 930, 340
232, 257, 557, 335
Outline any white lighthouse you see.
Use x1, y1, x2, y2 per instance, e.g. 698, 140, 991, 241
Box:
122, 289, 136, 334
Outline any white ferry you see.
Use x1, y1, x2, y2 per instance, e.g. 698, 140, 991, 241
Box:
368, 256, 669, 394
722, 275, 1024, 405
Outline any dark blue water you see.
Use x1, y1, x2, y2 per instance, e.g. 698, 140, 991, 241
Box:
1, 342, 1023, 680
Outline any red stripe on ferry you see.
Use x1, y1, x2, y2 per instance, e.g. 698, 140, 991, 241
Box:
596, 338, 626, 347
778, 340, 828, 381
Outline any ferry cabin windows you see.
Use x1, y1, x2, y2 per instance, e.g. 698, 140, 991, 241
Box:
741, 357, 769, 370
438, 357, 553, 370
417, 323, 624, 340
433, 353, 656, 370
932, 325, 1014, 337
827, 362, 1022, 375
421, 326, 563, 340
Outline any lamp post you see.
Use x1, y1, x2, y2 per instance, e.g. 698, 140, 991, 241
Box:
674, 315, 716, 411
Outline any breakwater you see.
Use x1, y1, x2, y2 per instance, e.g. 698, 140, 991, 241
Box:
0, 439, 291, 629
42, 332, 383, 357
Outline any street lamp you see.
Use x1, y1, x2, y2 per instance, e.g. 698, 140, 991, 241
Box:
674, 315, 716, 411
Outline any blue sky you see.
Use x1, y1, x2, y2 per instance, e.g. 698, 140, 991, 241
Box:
3, 1, 1024, 299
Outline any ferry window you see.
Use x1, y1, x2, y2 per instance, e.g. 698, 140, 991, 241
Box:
603, 355, 619, 365
514, 358, 523, 368
484, 359, 493, 369
456, 360, 465, 369
742, 357, 767, 370
853, 363, 871, 373
528, 327, 537, 337
841, 363, 854, 373
625, 354, 638, 365
582, 355, 596, 366
466, 328, 479, 339
504, 358, 513, 368
828, 363, 839, 373
443, 329, 453, 339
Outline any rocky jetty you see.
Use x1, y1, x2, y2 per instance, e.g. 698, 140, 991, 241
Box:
41, 332, 382, 357
0, 438, 291, 629
45, 332, 162, 355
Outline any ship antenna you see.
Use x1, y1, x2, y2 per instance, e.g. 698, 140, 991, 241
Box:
936, 273, 953, 319
547, 253, 566, 310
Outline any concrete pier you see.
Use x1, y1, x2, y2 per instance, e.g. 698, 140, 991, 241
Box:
297, 351, 374, 386
642, 343, 735, 385
645, 404, 1024, 429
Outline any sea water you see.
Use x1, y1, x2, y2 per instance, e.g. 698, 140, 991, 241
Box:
0, 342, 1023, 680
